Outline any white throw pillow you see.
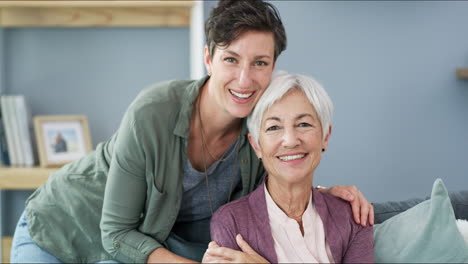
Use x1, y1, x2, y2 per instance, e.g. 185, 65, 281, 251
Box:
457, 219, 468, 246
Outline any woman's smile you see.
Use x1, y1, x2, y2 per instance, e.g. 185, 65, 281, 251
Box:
228, 89, 256, 103
277, 152, 308, 163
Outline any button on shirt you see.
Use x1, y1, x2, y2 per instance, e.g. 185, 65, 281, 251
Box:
265, 185, 334, 263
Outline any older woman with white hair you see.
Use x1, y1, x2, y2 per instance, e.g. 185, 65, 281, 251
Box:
202, 71, 374, 263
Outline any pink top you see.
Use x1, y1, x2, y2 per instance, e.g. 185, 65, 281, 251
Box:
264, 185, 334, 263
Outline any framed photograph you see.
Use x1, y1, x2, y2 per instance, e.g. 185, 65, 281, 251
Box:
34, 115, 93, 167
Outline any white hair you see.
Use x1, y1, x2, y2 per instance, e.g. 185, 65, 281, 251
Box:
247, 71, 334, 146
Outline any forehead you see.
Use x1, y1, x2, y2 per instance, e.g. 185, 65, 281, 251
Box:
263, 90, 318, 121
215, 30, 275, 57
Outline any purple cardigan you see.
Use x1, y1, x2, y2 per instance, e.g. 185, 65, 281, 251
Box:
210, 182, 374, 263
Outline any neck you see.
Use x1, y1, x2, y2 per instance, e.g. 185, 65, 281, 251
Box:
197, 81, 242, 139
266, 176, 313, 221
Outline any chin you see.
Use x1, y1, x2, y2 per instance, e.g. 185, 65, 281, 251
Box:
279, 169, 313, 183
228, 106, 254, 119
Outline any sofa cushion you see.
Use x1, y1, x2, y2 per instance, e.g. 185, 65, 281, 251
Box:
457, 219, 468, 246
373, 190, 468, 224
373, 179, 468, 263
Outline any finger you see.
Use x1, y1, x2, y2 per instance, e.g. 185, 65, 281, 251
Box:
206, 245, 241, 260
208, 241, 220, 249
346, 185, 359, 201
211, 260, 232, 264
202, 254, 215, 263
203, 254, 229, 263
202, 250, 217, 263
359, 193, 369, 227
236, 234, 255, 255
331, 185, 355, 201
369, 204, 375, 226
350, 193, 361, 225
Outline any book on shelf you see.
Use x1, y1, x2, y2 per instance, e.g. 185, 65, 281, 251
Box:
0, 95, 35, 167
7, 95, 26, 165
1, 96, 17, 165
15, 95, 35, 166
0, 98, 10, 166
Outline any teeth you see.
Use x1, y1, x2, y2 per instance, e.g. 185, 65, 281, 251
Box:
230, 90, 253, 99
278, 154, 305, 161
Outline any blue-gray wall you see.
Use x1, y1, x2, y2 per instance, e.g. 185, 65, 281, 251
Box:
270, 1, 468, 202
2, 1, 468, 235
1, 27, 190, 235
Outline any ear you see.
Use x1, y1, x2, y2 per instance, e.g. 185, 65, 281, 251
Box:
248, 133, 262, 159
322, 125, 332, 151
204, 45, 212, 75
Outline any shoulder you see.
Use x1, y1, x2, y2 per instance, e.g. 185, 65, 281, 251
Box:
138, 79, 194, 102
212, 193, 252, 224
130, 79, 193, 115
317, 191, 374, 262
320, 191, 352, 212
318, 190, 374, 240
122, 79, 197, 129
317, 191, 356, 225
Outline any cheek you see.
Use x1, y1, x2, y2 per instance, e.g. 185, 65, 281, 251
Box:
254, 70, 272, 85
259, 136, 280, 157
261, 76, 272, 89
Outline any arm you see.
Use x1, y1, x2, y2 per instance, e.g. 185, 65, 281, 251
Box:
203, 207, 241, 263
204, 206, 269, 264
100, 109, 192, 263
204, 235, 269, 264
210, 207, 241, 250
318, 185, 374, 226
100, 109, 161, 263
147, 248, 197, 263
342, 225, 375, 263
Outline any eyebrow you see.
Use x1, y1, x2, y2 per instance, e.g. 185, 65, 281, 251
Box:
264, 113, 315, 122
297, 113, 315, 120
265, 117, 281, 122
224, 50, 272, 60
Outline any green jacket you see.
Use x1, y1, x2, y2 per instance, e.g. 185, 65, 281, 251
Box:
25, 77, 265, 263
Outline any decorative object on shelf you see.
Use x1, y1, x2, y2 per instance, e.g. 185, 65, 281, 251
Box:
0, 95, 35, 167
456, 68, 468, 79
34, 115, 92, 167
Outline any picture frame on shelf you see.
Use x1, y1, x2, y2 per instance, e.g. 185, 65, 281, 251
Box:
34, 115, 92, 168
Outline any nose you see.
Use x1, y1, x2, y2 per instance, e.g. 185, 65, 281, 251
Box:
282, 127, 300, 148
238, 65, 253, 89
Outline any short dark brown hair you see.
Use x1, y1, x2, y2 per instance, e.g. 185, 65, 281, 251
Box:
205, 0, 287, 61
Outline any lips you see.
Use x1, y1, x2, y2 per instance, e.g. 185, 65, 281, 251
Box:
277, 153, 308, 161
229, 89, 255, 102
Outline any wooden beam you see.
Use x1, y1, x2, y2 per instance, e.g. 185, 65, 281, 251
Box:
1, 236, 11, 263
456, 68, 468, 79
0, 1, 194, 27
0, 6, 191, 27
0, 1, 194, 8
0, 167, 56, 190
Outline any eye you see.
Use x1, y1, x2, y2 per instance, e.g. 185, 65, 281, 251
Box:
224, 57, 237, 63
255, 61, 268, 66
266, 125, 280, 132
298, 122, 312, 127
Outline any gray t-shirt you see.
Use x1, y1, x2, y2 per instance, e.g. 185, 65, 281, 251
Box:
173, 138, 241, 243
